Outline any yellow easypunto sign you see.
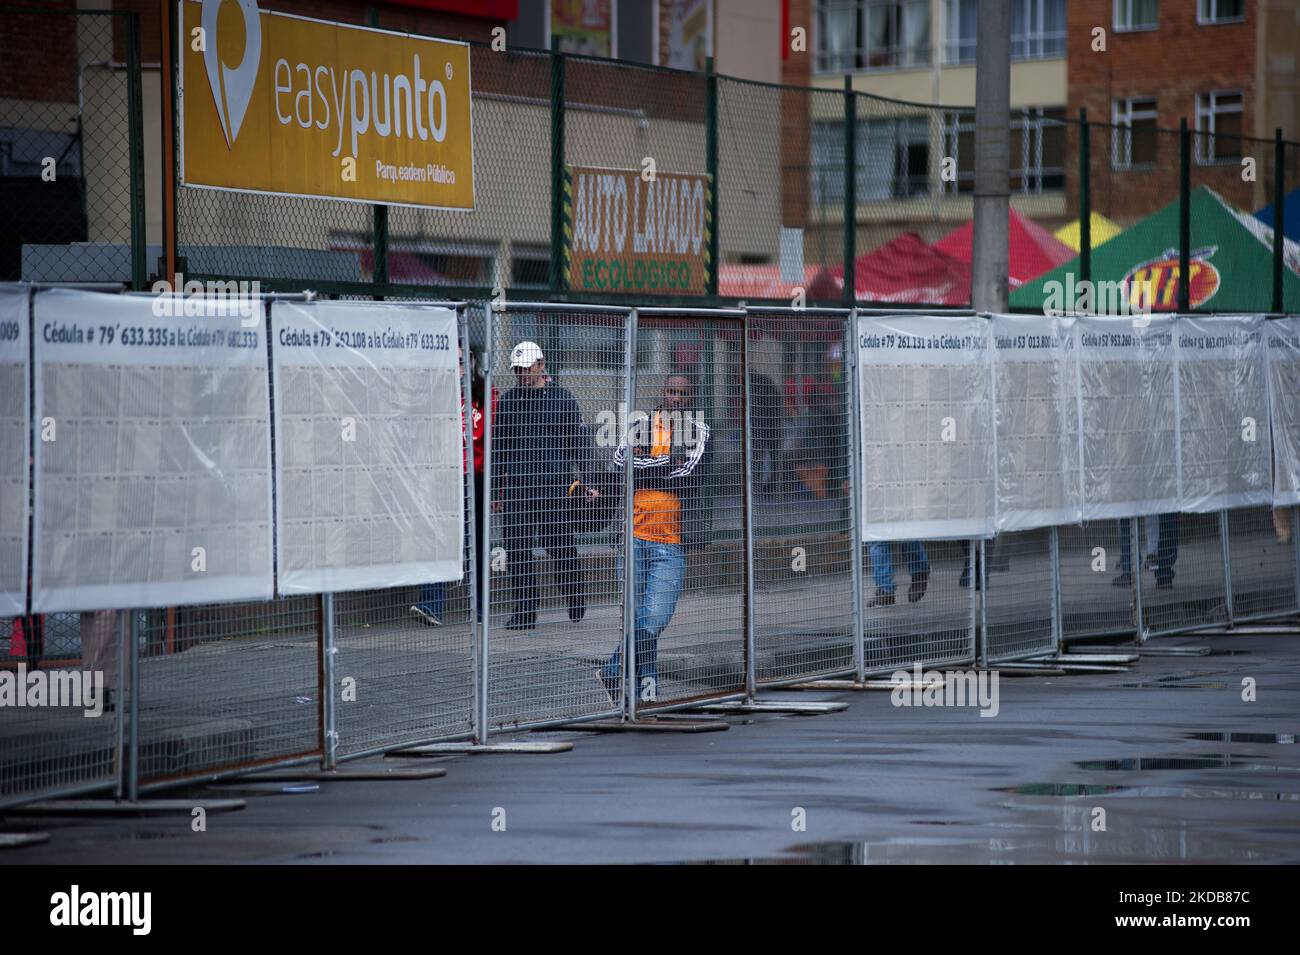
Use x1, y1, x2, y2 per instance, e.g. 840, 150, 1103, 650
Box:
180, 0, 474, 210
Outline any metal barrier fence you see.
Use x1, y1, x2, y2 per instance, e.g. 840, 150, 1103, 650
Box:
5, 291, 1300, 811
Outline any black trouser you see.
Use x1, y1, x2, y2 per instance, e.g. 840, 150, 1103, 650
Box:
503, 493, 583, 617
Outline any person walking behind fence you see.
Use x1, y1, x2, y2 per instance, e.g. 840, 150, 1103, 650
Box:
1114, 514, 1179, 589
412, 349, 496, 626
867, 540, 929, 607
493, 341, 598, 631
599, 375, 712, 705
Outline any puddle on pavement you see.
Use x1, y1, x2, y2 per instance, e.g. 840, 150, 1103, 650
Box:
998, 783, 1300, 801
1073, 755, 1266, 771
1186, 731, 1296, 744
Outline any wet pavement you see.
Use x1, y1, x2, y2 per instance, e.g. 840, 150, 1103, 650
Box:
4, 628, 1300, 864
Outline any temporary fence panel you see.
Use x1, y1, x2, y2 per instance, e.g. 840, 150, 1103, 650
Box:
632, 310, 746, 709
855, 313, 984, 672
31, 289, 274, 613
135, 598, 321, 787
1058, 519, 1137, 643
0, 286, 29, 616
857, 313, 995, 540
1226, 505, 1300, 623
1267, 318, 1300, 506
981, 528, 1059, 664
1137, 511, 1229, 639
484, 305, 629, 730
319, 301, 480, 757
0, 612, 124, 809
270, 300, 464, 594
1073, 317, 1179, 520
1177, 315, 1271, 513
861, 538, 978, 674
992, 314, 1080, 531
747, 309, 859, 686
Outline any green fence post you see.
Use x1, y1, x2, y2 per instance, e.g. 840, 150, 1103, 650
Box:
125, 13, 146, 290
705, 56, 719, 300
1179, 117, 1191, 313
549, 38, 566, 295
1274, 129, 1285, 314
1078, 107, 1090, 291
843, 76, 856, 305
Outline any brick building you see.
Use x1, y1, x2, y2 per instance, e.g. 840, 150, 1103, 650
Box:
1067, 0, 1299, 223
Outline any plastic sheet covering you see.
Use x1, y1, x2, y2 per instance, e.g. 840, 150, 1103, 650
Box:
32, 289, 273, 612
1074, 316, 1178, 519
1177, 315, 1271, 512
857, 314, 995, 540
0, 286, 29, 616
1267, 317, 1300, 506
271, 301, 463, 595
991, 314, 1080, 530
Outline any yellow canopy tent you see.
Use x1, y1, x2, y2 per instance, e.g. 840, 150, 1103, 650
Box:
1054, 212, 1122, 252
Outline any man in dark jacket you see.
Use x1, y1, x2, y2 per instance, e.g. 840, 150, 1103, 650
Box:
493, 341, 598, 630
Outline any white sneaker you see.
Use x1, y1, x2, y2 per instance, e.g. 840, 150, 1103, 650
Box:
410, 605, 442, 627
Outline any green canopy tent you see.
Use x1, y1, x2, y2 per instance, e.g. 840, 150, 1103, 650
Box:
1010, 186, 1300, 313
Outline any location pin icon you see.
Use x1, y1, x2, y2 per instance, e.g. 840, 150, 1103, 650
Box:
201, 0, 263, 148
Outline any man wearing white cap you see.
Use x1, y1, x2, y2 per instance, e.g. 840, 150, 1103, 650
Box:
493, 340, 599, 630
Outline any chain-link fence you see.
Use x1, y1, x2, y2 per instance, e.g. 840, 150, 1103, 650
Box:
1058, 519, 1138, 644
1227, 505, 1300, 623
981, 528, 1059, 664
1, 6, 146, 288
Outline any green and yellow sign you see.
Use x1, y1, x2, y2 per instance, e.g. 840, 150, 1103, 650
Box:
564, 165, 712, 294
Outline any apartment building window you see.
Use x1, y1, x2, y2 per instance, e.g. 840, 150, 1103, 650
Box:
1111, 97, 1159, 169
1114, 0, 1158, 31
1012, 0, 1066, 59
1198, 0, 1244, 24
1196, 91, 1244, 164
945, 1, 1065, 64
812, 116, 931, 202
944, 0, 977, 64
815, 0, 930, 72
941, 107, 1064, 194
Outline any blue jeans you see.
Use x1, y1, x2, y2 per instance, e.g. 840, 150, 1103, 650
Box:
602, 539, 686, 696
869, 541, 929, 594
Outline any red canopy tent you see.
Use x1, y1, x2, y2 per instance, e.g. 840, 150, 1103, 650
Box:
822, 231, 972, 305
931, 208, 1074, 287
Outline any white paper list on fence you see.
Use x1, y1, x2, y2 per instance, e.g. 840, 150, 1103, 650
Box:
1267, 317, 1300, 506
857, 314, 995, 540
271, 301, 463, 595
991, 314, 1080, 530
1178, 315, 1271, 512
1073, 317, 1179, 519
0, 286, 30, 617
31, 289, 274, 613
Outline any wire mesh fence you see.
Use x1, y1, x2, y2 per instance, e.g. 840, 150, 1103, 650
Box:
1226, 505, 1300, 623
981, 528, 1059, 664
1, 6, 145, 287
135, 599, 321, 787
0, 612, 123, 809
748, 309, 857, 685
484, 305, 629, 728
861, 539, 978, 674
1058, 519, 1137, 643
1137, 512, 1229, 639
